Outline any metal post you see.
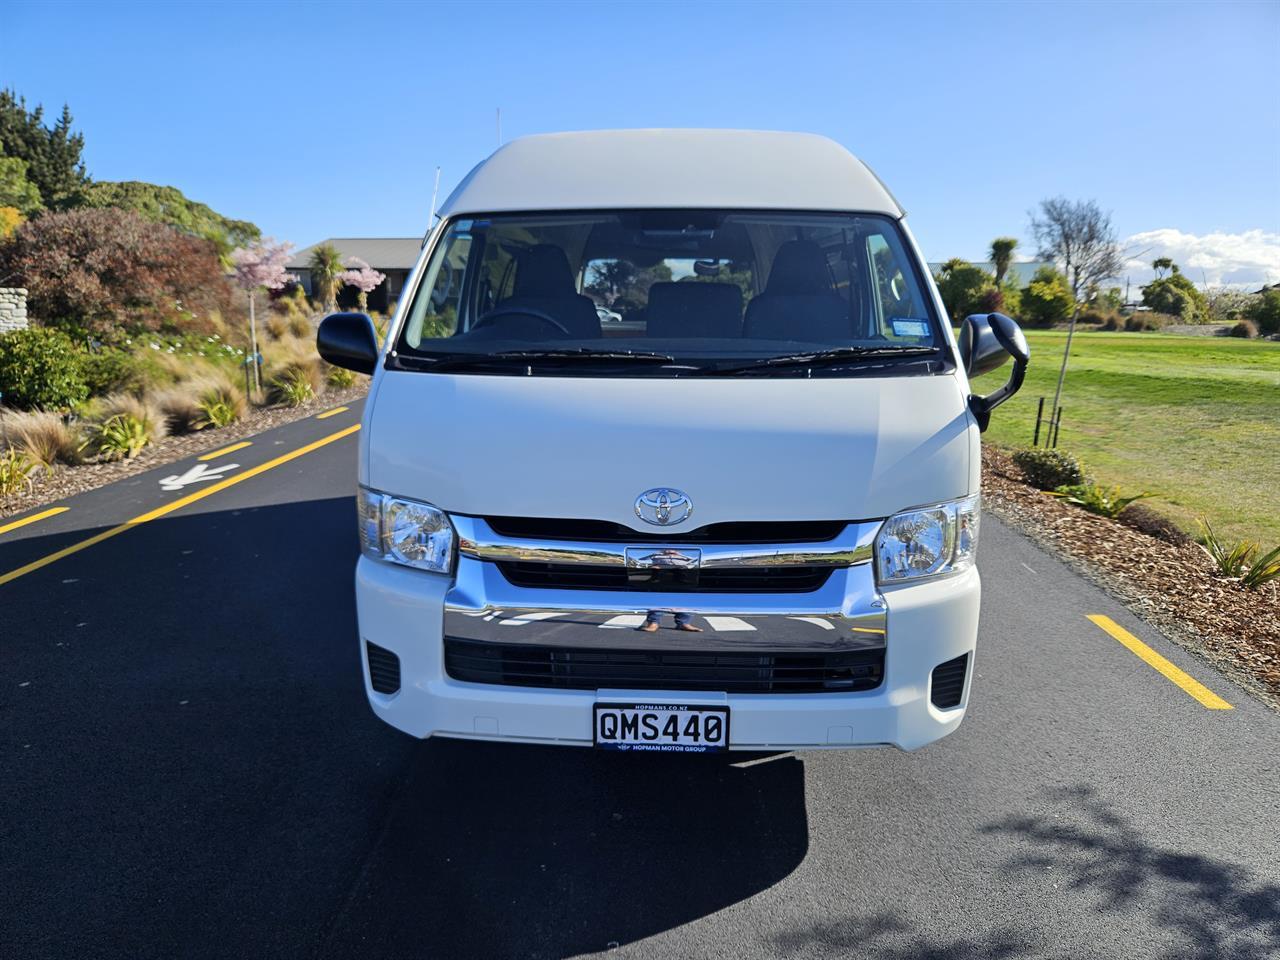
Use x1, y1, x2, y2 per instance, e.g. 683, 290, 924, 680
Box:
1033, 397, 1045, 446
248, 290, 261, 394
1051, 407, 1064, 448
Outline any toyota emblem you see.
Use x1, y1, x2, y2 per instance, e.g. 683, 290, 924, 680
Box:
635, 488, 693, 526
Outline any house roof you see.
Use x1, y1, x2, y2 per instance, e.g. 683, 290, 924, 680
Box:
438, 129, 903, 218
288, 238, 421, 271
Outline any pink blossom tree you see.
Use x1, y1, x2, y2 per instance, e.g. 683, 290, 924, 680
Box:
231, 239, 296, 392
338, 257, 386, 314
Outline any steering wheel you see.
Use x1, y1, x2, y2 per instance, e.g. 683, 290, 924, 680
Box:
470, 305, 572, 337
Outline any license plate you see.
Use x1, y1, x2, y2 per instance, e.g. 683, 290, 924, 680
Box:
593, 703, 729, 753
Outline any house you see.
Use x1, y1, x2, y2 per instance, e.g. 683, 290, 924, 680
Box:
288, 237, 422, 313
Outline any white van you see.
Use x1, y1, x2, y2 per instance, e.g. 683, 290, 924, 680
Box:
319, 129, 1028, 753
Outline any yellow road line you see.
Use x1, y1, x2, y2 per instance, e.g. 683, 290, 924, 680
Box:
1087, 614, 1233, 710
0, 425, 360, 588
316, 406, 349, 419
197, 441, 252, 461
0, 506, 69, 536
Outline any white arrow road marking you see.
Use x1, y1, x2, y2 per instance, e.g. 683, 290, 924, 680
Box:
499, 612, 563, 627
158, 462, 240, 492
703, 616, 756, 632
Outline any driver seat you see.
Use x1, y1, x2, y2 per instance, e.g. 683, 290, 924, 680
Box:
496, 244, 601, 338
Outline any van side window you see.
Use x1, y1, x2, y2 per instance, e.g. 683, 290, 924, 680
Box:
403, 231, 469, 346
866, 232, 926, 339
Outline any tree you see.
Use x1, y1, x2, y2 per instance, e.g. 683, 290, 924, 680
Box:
231, 239, 296, 392
0, 206, 21, 239
308, 243, 344, 311
338, 257, 386, 313
82, 181, 259, 263
1019, 266, 1075, 327
989, 237, 1018, 287
0, 207, 239, 339
0, 141, 43, 215
0, 90, 89, 209
1029, 196, 1123, 415
933, 258, 994, 323
1244, 287, 1280, 336
1141, 265, 1207, 322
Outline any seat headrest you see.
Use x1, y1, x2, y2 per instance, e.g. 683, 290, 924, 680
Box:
765, 240, 833, 296
513, 244, 577, 297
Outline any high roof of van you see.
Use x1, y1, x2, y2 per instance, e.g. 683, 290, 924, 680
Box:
436, 129, 903, 219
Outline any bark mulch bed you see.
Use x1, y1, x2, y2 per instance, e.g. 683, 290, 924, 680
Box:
982, 445, 1280, 708
1, 384, 368, 522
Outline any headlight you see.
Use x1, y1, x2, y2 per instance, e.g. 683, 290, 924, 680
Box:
358, 487, 456, 575
875, 495, 980, 584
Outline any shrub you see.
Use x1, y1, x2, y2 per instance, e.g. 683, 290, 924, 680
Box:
1100, 314, 1123, 331
1020, 267, 1075, 327
270, 368, 315, 407
1012, 448, 1085, 491
4, 410, 84, 466
1141, 272, 1207, 322
288, 314, 311, 339
196, 377, 246, 428
1078, 308, 1122, 328
153, 385, 204, 434
326, 364, 356, 389
1118, 503, 1190, 545
0, 447, 39, 495
89, 413, 153, 460
80, 349, 141, 396
1244, 288, 1280, 336
1198, 519, 1280, 588
1053, 482, 1153, 519
1228, 319, 1258, 339
264, 314, 288, 340
933, 259, 994, 323
0, 327, 88, 410
1124, 313, 1171, 332
0, 207, 242, 339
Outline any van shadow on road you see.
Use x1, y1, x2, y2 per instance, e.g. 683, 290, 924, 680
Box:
2, 494, 808, 959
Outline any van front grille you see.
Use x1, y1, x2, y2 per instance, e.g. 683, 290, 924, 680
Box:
445, 639, 884, 693
495, 561, 834, 593
483, 516, 847, 544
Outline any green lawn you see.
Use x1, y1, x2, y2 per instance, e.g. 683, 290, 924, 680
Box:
969, 330, 1280, 545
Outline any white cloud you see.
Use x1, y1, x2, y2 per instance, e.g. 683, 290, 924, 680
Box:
1120, 228, 1280, 288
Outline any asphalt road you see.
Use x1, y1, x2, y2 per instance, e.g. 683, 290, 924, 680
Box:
2, 401, 1277, 960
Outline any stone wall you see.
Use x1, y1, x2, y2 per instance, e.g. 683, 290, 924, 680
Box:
0, 288, 28, 333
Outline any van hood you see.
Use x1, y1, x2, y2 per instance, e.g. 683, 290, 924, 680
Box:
365, 371, 978, 529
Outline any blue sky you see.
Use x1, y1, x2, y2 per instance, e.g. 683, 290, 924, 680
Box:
4, 0, 1278, 284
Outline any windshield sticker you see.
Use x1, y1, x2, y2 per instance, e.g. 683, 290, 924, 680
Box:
891, 320, 929, 338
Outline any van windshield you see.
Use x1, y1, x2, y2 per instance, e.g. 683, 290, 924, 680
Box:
395, 210, 944, 377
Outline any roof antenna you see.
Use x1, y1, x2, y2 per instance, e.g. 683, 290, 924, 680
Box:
429, 165, 442, 222
496, 107, 502, 146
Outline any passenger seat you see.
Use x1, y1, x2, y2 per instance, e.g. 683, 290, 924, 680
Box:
744, 240, 850, 342
645, 282, 743, 339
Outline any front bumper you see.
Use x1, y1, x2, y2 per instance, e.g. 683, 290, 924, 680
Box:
354, 552, 980, 752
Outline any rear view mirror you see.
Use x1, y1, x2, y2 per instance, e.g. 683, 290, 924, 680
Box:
960, 313, 1030, 431
317, 312, 379, 375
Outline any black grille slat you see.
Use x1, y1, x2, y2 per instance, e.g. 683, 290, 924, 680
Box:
496, 561, 834, 593
930, 653, 968, 708
484, 516, 846, 544
366, 641, 401, 694
445, 639, 884, 694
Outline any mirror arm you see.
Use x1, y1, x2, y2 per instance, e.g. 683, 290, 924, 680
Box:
969, 354, 1027, 431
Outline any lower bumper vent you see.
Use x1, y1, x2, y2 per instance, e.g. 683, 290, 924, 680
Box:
445, 638, 884, 694
366, 641, 401, 694
930, 653, 968, 708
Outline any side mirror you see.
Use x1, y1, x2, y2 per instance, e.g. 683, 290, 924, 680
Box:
317, 312, 379, 375
959, 313, 1029, 431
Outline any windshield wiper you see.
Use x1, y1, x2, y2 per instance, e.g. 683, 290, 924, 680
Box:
490, 348, 676, 363
391, 347, 679, 373
708, 345, 938, 374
